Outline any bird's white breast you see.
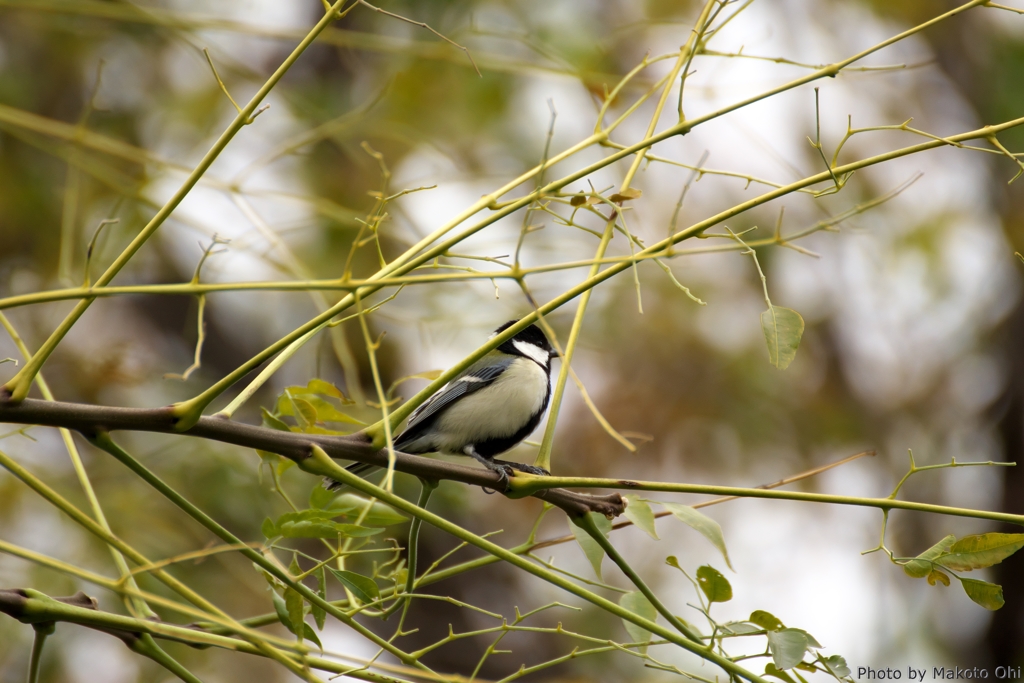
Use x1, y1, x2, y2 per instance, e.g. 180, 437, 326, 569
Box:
432, 358, 548, 451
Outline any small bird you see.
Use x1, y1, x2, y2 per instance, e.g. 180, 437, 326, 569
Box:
329, 320, 555, 490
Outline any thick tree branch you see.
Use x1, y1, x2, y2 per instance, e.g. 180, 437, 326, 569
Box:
0, 398, 624, 518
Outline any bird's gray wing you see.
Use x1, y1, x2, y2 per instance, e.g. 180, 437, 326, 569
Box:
404, 359, 512, 430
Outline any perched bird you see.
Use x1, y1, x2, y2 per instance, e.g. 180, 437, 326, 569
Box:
329, 320, 555, 490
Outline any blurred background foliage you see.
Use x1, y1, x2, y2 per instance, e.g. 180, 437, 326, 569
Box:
1, 0, 1024, 680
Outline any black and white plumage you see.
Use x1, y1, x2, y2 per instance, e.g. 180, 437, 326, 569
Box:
328, 321, 555, 490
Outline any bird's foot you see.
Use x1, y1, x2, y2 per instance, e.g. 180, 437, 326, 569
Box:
492, 459, 550, 477
481, 463, 515, 494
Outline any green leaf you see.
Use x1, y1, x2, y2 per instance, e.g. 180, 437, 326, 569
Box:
760, 305, 804, 370
696, 565, 732, 603
313, 566, 326, 630
619, 591, 657, 652
326, 493, 408, 526
275, 456, 295, 478
927, 569, 950, 587
570, 513, 612, 580
750, 610, 785, 631
764, 663, 799, 683
275, 509, 334, 524
903, 534, 955, 578
261, 408, 292, 432
767, 628, 811, 669
270, 509, 386, 538
660, 502, 733, 570
665, 555, 682, 571
272, 590, 294, 633
256, 448, 294, 481
261, 517, 278, 540
796, 628, 820, 648
286, 557, 305, 640
285, 587, 304, 640
721, 621, 761, 635
302, 623, 323, 651
823, 655, 851, 679
309, 484, 336, 510
961, 578, 1005, 610
272, 511, 382, 538
936, 533, 1024, 572
622, 496, 658, 540
255, 562, 280, 590
294, 521, 381, 538
328, 568, 380, 604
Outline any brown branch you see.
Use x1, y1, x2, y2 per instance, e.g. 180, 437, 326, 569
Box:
0, 588, 143, 647
0, 398, 623, 518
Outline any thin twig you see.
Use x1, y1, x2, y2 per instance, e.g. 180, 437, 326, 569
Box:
357, 0, 481, 76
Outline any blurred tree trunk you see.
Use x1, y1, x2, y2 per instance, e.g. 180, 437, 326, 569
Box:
987, 293, 1024, 663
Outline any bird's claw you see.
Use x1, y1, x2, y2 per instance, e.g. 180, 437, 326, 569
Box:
482, 464, 515, 494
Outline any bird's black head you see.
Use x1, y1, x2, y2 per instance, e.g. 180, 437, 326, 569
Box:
493, 320, 555, 367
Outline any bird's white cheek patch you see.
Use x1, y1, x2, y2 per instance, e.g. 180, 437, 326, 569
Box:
513, 340, 549, 366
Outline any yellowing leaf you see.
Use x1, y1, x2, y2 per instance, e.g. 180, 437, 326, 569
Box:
903, 534, 955, 578
936, 533, 1024, 572
961, 578, 1004, 610
307, 378, 350, 402
750, 610, 785, 631
760, 306, 804, 369
927, 569, 950, 587
609, 188, 642, 202
304, 396, 365, 425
